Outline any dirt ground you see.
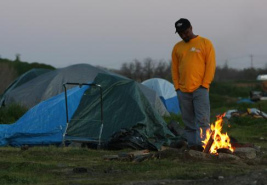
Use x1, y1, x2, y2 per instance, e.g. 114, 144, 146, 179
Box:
119, 147, 267, 185
122, 169, 267, 185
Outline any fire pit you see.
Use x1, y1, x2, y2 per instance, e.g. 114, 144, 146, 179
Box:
201, 113, 234, 154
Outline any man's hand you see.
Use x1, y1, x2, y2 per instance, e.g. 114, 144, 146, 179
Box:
200, 85, 207, 89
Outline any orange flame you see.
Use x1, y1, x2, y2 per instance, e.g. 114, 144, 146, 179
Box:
201, 113, 234, 154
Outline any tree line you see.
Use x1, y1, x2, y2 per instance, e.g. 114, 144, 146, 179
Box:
113, 58, 267, 83
113, 58, 172, 82
1, 56, 267, 94
0, 57, 55, 94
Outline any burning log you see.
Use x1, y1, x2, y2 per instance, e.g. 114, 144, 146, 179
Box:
203, 131, 215, 153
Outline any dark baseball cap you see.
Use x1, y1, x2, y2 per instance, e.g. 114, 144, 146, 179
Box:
175, 18, 191, 33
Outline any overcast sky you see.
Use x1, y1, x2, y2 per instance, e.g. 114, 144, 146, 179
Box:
1, 0, 267, 69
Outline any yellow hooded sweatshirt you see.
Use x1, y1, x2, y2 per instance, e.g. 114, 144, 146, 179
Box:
172, 36, 216, 93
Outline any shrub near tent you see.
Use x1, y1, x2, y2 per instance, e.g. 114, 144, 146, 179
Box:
142, 78, 180, 114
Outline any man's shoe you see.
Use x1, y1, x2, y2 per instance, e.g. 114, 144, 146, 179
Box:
170, 140, 188, 149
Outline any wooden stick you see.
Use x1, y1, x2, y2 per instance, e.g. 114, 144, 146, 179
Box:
203, 131, 215, 153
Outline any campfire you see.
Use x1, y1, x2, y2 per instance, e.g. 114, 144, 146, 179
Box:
201, 113, 234, 154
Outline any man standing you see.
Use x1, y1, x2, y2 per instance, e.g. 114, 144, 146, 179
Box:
171, 18, 216, 151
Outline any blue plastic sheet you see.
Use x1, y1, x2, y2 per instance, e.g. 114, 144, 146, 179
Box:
0, 85, 89, 146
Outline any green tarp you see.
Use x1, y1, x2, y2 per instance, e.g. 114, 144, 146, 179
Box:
66, 73, 177, 150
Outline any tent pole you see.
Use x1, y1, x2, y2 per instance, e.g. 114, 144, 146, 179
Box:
63, 83, 103, 148
97, 85, 103, 149
62, 84, 69, 147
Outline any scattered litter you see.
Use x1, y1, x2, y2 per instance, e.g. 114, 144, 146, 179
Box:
225, 110, 238, 119
247, 108, 267, 119
237, 98, 254, 104
224, 108, 267, 119
103, 150, 152, 162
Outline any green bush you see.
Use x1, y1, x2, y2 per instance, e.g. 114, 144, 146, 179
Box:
210, 81, 261, 98
0, 104, 28, 124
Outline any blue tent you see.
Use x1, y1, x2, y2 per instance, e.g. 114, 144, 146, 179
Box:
0, 85, 88, 146
142, 78, 180, 114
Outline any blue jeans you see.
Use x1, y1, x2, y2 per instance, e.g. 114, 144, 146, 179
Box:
177, 86, 210, 147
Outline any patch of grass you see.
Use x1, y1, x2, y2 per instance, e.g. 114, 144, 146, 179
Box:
0, 174, 36, 184
0, 146, 259, 184
210, 81, 260, 98
210, 93, 238, 110
224, 116, 267, 149
164, 113, 184, 126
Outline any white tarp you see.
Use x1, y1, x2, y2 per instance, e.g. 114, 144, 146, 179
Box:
257, 74, 267, 81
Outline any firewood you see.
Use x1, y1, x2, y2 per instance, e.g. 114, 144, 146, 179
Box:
203, 131, 215, 153
127, 150, 150, 157
132, 153, 153, 162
